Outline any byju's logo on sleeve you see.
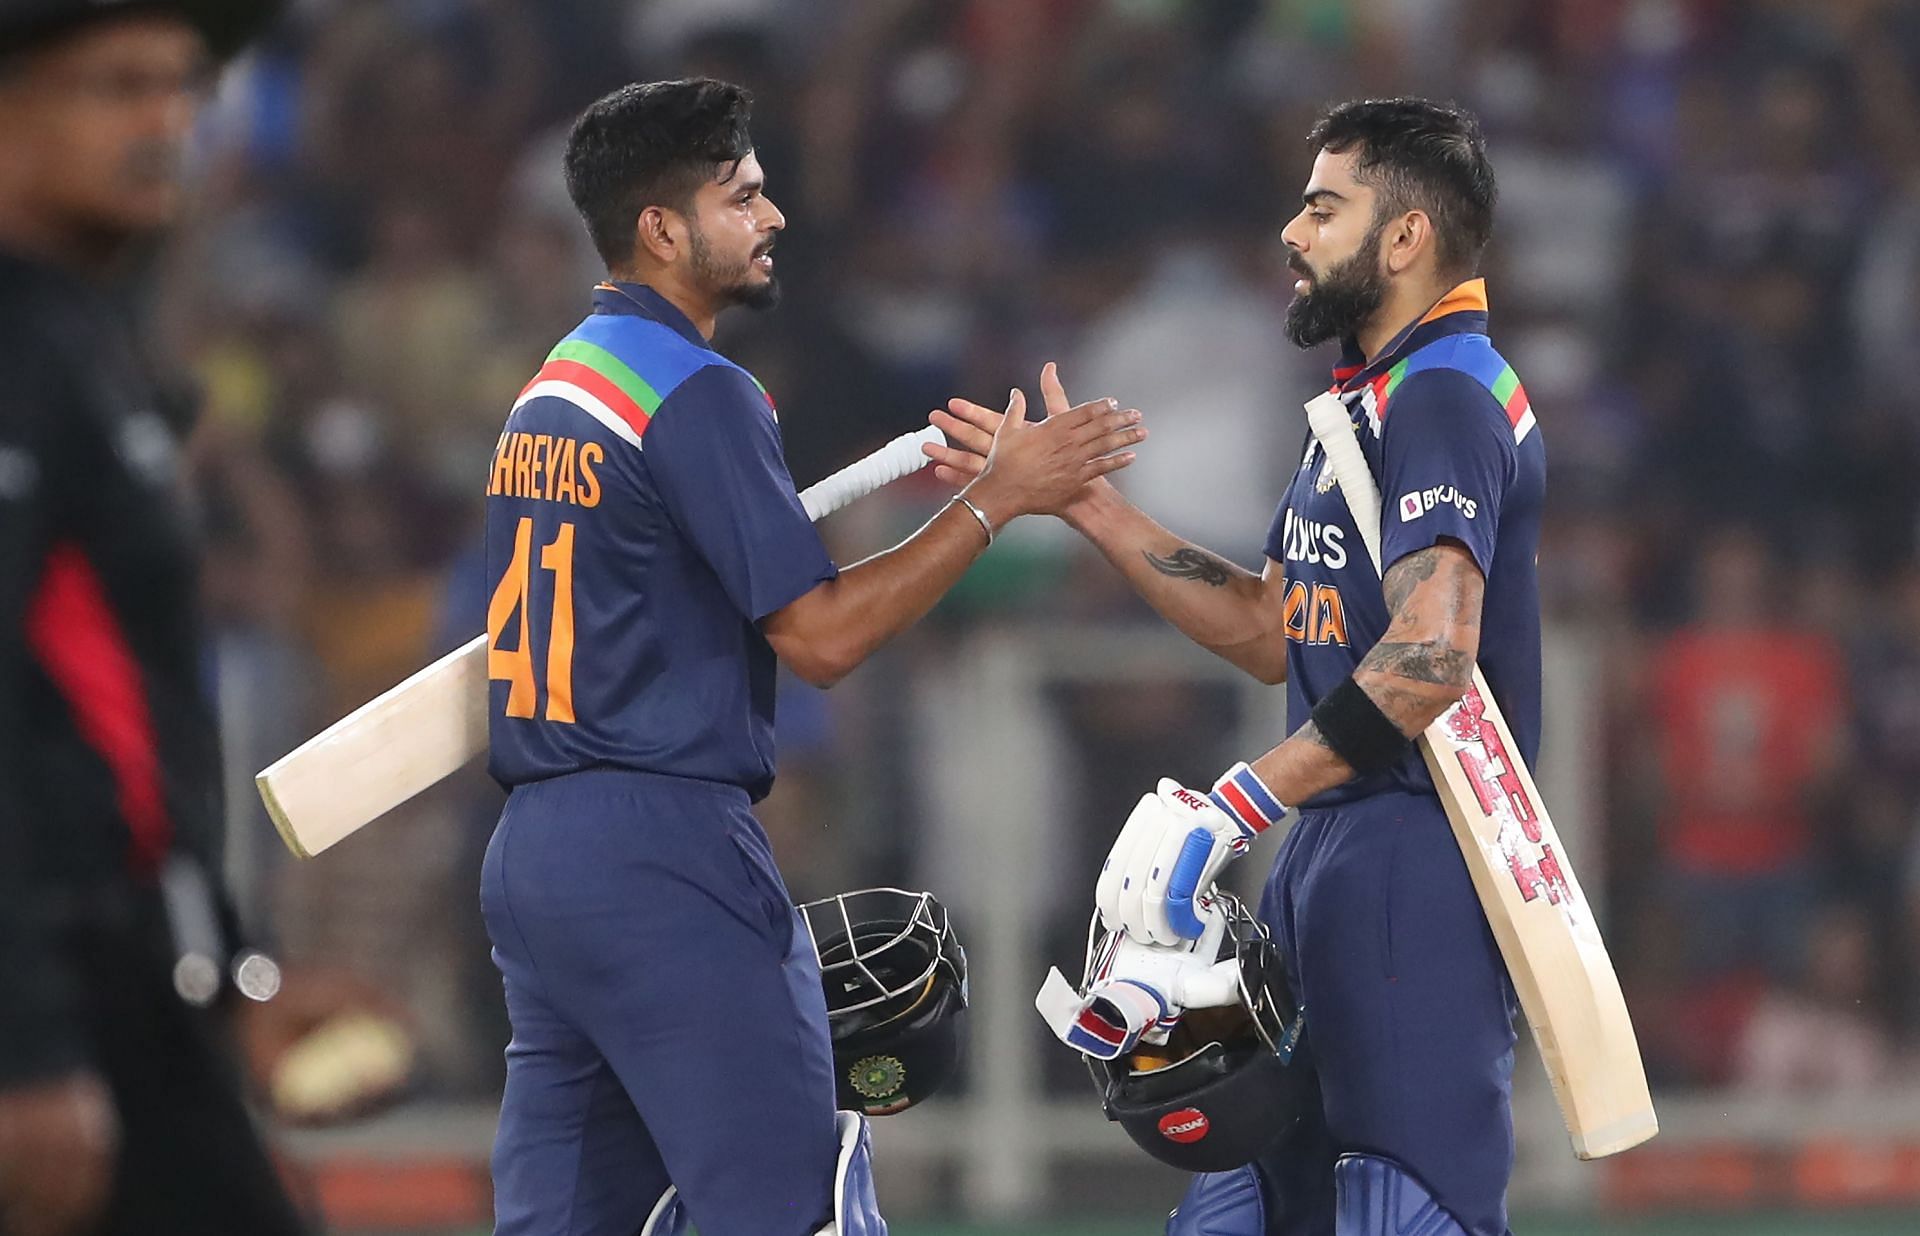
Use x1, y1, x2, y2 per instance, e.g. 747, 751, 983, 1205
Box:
1397, 486, 1478, 522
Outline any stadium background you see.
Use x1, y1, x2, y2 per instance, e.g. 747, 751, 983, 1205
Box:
162, 0, 1920, 1231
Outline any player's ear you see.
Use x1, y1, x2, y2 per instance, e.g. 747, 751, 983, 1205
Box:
1384, 209, 1432, 276
634, 205, 681, 265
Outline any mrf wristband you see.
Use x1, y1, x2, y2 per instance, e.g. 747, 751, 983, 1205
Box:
1309, 677, 1412, 775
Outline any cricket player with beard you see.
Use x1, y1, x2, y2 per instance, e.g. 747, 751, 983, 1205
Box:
480, 78, 1144, 1236
932, 99, 1542, 1235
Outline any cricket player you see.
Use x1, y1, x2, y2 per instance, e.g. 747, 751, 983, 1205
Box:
480, 78, 1143, 1236
931, 99, 1538, 1235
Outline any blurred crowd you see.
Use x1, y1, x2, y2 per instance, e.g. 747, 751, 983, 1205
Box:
161, 0, 1920, 1101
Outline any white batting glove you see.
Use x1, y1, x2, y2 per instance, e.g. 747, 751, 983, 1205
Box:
1094, 766, 1287, 945
1034, 904, 1241, 1061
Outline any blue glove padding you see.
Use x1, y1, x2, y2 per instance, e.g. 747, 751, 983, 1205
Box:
1165, 826, 1227, 938
1096, 779, 1252, 944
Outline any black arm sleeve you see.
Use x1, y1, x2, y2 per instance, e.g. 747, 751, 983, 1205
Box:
0, 337, 85, 1087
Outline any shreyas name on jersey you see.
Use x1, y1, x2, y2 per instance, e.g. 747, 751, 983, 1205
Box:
488, 431, 604, 507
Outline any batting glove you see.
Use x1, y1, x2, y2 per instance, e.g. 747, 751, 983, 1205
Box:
1034, 903, 1241, 1060
1095, 765, 1286, 945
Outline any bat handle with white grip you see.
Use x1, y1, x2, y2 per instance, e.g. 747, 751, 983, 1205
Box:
1304, 392, 1385, 576
798, 426, 945, 522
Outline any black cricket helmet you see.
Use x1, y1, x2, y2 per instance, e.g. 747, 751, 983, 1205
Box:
1085, 891, 1311, 1172
799, 887, 968, 1117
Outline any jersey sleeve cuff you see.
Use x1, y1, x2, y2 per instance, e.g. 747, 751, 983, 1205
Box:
749, 552, 838, 622
1382, 527, 1495, 580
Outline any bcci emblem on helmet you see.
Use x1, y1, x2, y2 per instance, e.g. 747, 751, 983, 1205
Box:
800, 888, 968, 1117
848, 1054, 908, 1112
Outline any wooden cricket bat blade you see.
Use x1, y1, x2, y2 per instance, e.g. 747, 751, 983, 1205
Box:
257, 634, 490, 858
1422, 669, 1656, 1158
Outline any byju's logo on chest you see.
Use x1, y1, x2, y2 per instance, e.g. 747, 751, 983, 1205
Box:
1279, 509, 1347, 570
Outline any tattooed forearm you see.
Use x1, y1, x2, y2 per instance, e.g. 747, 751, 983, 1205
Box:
1249, 547, 1486, 803
1143, 547, 1234, 587
1358, 640, 1475, 688
1352, 650, 1472, 737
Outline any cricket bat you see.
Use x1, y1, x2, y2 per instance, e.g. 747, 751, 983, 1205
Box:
1304, 392, 1656, 1159
259, 426, 946, 859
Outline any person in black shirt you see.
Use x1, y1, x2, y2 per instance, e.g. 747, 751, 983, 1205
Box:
0, 3, 306, 1234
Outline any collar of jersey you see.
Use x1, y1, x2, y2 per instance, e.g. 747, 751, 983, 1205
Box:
1328, 278, 1490, 392
592, 281, 712, 350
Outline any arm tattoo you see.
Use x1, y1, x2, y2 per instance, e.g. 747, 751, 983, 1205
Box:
1355, 544, 1484, 730
1143, 547, 1234, 587
1380, 544, 1481, 629
1380, 548, 1441, 617
1358, 641, 1475, 688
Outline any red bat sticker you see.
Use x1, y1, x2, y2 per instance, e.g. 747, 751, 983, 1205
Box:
1448, 687, 1569, 906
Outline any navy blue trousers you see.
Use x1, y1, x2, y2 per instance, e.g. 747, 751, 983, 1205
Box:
481, 769, 838, 1236
1246, 789, 1518, 1236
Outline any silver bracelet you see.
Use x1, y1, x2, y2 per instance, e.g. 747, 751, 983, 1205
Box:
951, 494, 995, 545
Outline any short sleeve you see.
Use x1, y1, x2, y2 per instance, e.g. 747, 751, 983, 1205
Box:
1378, 368, 1516, 576
642, 364, 837, 621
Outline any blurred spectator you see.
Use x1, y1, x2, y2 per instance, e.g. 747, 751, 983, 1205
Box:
1850, 182, 1920, 425
1854, 569, 1920, 802
1643, 529, 1847, 982
331, 194, 497, 485
1618, 898, 1766, 1090
1734, 902, 1896, 1094
188, 416, 320, 923
1066, 224, 1302, 556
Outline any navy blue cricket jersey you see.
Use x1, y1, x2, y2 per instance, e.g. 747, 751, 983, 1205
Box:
1268, 280, 1546, 808
483, 282, 836, 800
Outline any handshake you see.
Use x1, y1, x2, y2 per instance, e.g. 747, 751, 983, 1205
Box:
1037, 767, 1288, 1060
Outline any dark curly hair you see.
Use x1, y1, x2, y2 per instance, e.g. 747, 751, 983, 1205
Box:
564, 78, 755, 269
1307, 99, 1497, 278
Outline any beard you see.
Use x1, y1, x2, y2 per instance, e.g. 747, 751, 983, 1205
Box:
689, 224, 781, 311
1283, 220, 1389, 349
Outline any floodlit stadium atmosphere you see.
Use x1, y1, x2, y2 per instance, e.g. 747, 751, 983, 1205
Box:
3, 0, 1919, 1234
